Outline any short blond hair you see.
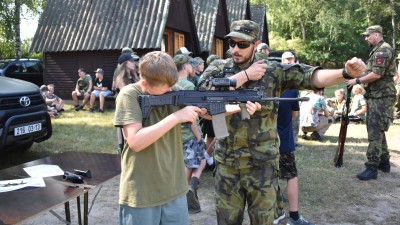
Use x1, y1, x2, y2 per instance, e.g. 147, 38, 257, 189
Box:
139, 51, 178, 87
352, 84, 365, 94
334, 89, 344, 96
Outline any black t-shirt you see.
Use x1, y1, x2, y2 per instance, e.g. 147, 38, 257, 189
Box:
94, 77, 111, 90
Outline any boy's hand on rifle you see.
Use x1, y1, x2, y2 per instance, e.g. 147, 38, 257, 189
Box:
174, 106, 205, 123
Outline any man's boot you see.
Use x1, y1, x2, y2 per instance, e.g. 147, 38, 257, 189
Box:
357, 163, 378, 180
377, 159, 390, 173
187, 177, 201, 214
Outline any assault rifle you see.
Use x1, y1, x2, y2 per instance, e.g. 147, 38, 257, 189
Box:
333, 86, 353, 167
139, 78, 309, 139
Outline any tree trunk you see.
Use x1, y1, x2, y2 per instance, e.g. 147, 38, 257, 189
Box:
391, 0, 396, 51
15, 0, 21, 59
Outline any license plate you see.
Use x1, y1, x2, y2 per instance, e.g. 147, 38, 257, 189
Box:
14, 123, 42, 136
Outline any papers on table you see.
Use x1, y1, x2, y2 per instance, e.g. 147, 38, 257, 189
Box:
0, 164, 64, 193
23, 164, 64, 178
0, 177, 45, 193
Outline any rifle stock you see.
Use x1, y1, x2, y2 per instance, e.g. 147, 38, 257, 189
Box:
334, 86, 353, 167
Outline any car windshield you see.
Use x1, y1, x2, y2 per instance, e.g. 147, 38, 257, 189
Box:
0, 61, 11, 69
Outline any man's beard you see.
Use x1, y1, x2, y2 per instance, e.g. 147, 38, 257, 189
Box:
232, 52, 253, 66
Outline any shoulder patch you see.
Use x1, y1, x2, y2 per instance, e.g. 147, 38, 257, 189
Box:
376, 58, 383, 65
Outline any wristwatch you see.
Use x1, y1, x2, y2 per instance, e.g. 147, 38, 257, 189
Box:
356, 78, 361, 84
342, 68, 352, 79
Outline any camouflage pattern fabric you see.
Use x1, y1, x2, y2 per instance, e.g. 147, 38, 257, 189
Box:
363, 40, 396, 166
363, 41, 396, 99
278, 152, 298, 179
206, 53, 318, 169
225, 20, 260, 41
183, 138, 205, 169
206, 54, 220, 66
214, 162, 279, 225
366, 97, 395, 166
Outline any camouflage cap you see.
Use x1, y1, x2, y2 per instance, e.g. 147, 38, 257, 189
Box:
206, 54, 220, 65
362, 25, 383, 36
225, 20, 260, 41
173, 54, 190, 67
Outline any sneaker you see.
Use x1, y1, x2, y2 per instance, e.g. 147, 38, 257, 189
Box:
98, 108, 104, 113
273, 211, 285, 224
286, 216, 315, 225
89, 108, 94, 113
74, 105, 83, 111
204, 152, 214, 166
187, 188, 201, 214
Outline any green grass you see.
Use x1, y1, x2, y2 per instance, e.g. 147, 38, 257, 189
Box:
0, 104, 117, 170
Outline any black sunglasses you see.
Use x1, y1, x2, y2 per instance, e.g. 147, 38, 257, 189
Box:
228, 39, 254, 49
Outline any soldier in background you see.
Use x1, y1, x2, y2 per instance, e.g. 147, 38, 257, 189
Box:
346, 25, 397, 180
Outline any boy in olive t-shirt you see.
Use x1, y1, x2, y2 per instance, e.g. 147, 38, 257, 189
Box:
113, 51, 205, 225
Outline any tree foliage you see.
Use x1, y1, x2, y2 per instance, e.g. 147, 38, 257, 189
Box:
252, 0, 399, 67
0, 0, 46, 59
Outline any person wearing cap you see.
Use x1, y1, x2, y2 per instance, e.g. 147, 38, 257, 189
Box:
204, 19, 365, 225
72, 68, 93, 111
282, 51, 296, 64
206, 54, 220, 66
345, 25, 397, 181
112, 48, 139, 92
113, 52, 140, 152
173, 54, 206, 214
89, 68, 112, 113
257, 43, 271, 56
175, 47, 192, 56
187, 57, 202, 87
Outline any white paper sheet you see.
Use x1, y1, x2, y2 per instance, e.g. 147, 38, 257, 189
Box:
0, 177, 46, 193
23, 164, 64, 178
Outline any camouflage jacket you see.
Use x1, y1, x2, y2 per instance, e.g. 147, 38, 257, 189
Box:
364, 40, 396, 99
202, 54, 319, 168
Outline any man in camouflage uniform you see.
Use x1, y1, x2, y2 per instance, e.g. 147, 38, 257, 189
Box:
346, 25, 397, 180
200, 20, 366, 225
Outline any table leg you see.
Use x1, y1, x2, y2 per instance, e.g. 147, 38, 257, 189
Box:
64, 201, 70, 223
77, 196, 82, 225
84, 191, 89, 225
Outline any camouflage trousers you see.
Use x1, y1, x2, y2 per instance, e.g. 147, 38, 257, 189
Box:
214, 161, 279, 225
366, 97, 396, 166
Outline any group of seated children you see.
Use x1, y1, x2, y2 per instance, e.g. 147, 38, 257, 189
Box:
299, 85, 367, 141
72, 68, 112, 113
40, 84, 64, 117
